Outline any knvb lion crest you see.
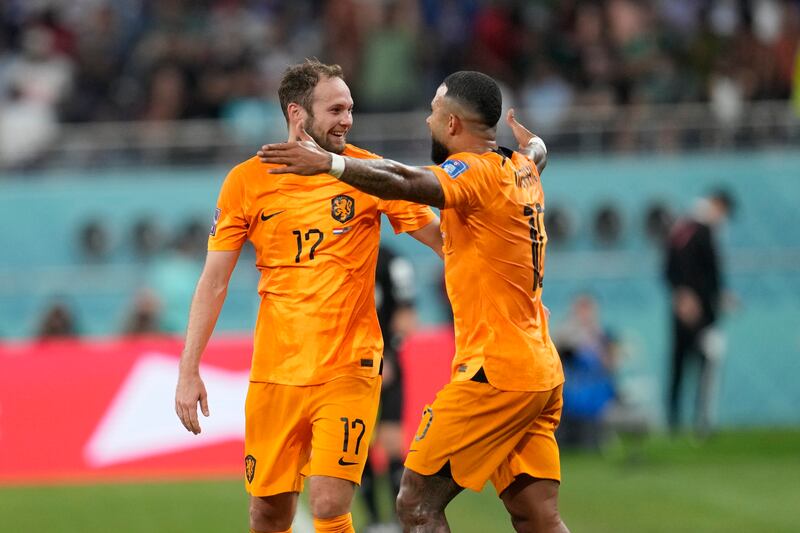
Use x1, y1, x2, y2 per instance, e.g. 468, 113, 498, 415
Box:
245, 454, 257, 483
331, 195, 355, 224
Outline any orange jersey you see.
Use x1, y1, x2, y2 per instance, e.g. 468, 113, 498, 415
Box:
428, 149, 564, 392
210, 144, 436, 385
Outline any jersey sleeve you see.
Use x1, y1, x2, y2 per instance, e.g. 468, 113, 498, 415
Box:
208, 166, 249, 251
378, 199, 437, 234
427, 155, 492, 212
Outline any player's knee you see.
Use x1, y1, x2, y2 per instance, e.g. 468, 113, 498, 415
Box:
249, 497, 293, 532
528, 499, 564, 532
509, 509, 564, 533
310, 490, 350, 519
396, 485, 420, 524
396, 485, 441, 526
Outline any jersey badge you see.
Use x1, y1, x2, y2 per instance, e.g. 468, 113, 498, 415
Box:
210, 208, 221, 236
245, 454, 256, 483
331, 195, 355, 223
441, 159, 469, 179
332, 226, 352, 235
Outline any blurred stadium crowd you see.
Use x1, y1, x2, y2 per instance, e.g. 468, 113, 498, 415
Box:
1, 0, 797, 127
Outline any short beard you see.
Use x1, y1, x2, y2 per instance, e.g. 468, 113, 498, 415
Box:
305, 115, 346, 154
430, 136, 450, 165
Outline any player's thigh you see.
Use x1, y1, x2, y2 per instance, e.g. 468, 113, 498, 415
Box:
405, 380, 554, 492
245, 382, 312, 497
306, 375, 382, 484
491, 385, 563, 496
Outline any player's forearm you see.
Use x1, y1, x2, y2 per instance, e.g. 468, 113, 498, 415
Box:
340, 158, 445, 208
520, 136, 547, 174
409, 219, 444, 259
179, 276, 228, 375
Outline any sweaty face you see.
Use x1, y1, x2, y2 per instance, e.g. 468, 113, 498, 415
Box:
427, 84, 452, 165
305, 77, 353, 154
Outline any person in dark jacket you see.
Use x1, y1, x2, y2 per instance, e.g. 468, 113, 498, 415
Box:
664, 189, 735, 437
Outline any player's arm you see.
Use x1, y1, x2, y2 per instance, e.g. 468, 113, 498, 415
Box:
257, 129, 445, 208
175, 249, 240, 435
408, 218, 444, 259
505, 109, 547, 175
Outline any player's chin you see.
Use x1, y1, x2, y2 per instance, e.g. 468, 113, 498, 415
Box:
327, 133, 347, 154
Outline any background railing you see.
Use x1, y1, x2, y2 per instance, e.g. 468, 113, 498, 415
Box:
2, 101, 798, 171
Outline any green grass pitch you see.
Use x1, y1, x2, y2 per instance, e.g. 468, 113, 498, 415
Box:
2, 430, 798, 532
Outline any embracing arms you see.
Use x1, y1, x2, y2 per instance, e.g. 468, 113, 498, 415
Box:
257, 109, 545, 208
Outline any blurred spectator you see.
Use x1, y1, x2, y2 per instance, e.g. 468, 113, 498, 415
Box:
663, 189, 735, 438
554, 293, 619, 450
78, 219, 112, 262
358, 0, 421, 112
36, 299, 79, 339
145, 221, 204, 334
3, 22, 73, 109
0, 82, 58, 167
121, 288, 162, 335
221, 63, 285, 142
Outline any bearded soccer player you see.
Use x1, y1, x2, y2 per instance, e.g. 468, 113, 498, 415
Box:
258, 71, 569, 533
174, 59, 442, 533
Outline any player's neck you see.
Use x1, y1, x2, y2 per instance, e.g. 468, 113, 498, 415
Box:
452, 137, 498, 156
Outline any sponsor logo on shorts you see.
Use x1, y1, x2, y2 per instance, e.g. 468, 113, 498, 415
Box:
245, 454, 256, 483
338, 457, 359, 466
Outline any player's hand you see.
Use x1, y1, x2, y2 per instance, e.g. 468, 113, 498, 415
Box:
506, 109, 535, 148
674, 287, 702, 327
175, 371, 210, 435
257, 126, 332, 176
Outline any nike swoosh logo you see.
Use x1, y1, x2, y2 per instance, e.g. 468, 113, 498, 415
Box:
260, 210, 284, 221
338, 457, 359, 466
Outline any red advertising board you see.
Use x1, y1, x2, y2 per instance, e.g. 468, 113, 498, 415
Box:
0, 330, 454, 484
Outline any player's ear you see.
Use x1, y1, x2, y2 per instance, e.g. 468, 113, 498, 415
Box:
287, 102, 307, 123
447, 114, 459, 136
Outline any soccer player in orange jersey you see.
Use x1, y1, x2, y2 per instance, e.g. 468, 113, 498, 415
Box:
258, 71, 570, 533
174, 60, 443, 533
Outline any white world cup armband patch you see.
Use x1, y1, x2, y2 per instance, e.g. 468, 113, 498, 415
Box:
210, 208, 221, 236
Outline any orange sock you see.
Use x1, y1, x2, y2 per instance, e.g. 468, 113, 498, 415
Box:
249, 528, 291, 533
312, 513, 354, 533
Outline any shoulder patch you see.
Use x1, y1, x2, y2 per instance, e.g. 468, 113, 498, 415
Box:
441, 159, 469, 179
210, 208, 221, 236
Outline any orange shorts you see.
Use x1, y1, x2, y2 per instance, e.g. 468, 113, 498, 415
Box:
404, 380, 563, 494
244, 375, 381, 497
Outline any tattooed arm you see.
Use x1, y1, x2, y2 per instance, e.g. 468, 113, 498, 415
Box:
336, 157, 444, 208
257, 128, 445, 208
